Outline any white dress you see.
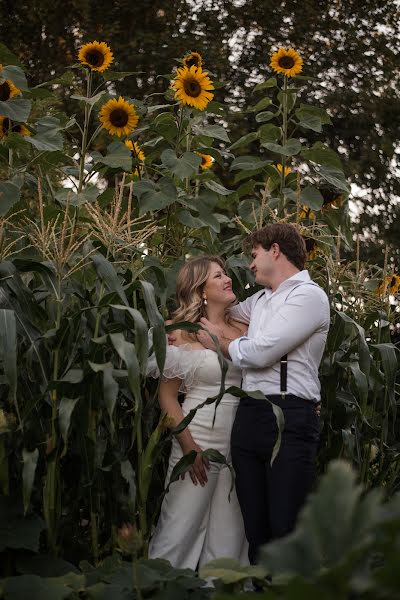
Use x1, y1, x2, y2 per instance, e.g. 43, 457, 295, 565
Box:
148, 344, 249, 569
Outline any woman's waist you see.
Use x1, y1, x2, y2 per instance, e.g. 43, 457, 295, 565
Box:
183, 392, 240, 409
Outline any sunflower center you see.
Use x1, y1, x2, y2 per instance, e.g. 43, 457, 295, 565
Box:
186, 56, 200, 68
12, 123, 22, 133
110, 108, 129, 128
390, 277, 396, 288
183, 77, 202, 97
0, 81, 11, 101
278, 56, 295, 69
86, 49, 105, 67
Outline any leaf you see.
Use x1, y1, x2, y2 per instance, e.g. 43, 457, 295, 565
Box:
103, 70, 142, 81
259, 460, 383, 583
0, 97, 31, 121
230, 156, 271, 171
192, 124, 230, 142
89, 362, 119, 436
199, 558, 267, 583
204, 180, 233, 196
249, 97, 272, 112
318, 165, 350, 192
22, 449, 39, 514
263, 139, 302, 156
134, 178, 177, 215
71, 90, 106, 105
301, 142, 343, 170
140, 280, 165, 374
255, 110, 275, 123
229, 131, 258, 150
59, 398, 79, 457
0, 309, 18, 421
108, 332, 141, 410
0, 181, 21, 215
3, 575, 72, 600
296, 113, 323, 132
55, 185, 99, 206
25, 116, 64, 152
0, 43, 23, 67
110, 305, 149, 375
93, 141, 132, 171
371, 343, 398, 405
0, 65, 28, 91
161, 149, 201, 178
253, 77, 277, 91
91, 253, 128, 306
300, 185, 324, 210
258, 123, 281, 143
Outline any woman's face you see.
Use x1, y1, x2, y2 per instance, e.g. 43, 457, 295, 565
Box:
202, 262, 236, 306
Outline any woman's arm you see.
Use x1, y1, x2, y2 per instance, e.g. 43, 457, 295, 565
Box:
159, 378, 209, 486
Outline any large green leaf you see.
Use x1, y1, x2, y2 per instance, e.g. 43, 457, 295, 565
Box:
0, 181, 21, 215
22, 448, 39, 514
0, 65, 29, 91
109, 332, 141, 410
133, 178, 177, 214
2, 575, 72, 600
110, 305, 149, 374
249, 97, 272, 112
230, 156, 271, 171
55, 185, 99, 206
92, 141, 132, 171
253, 77, 277, 91
89, 362, 119, 436
263, 139, 302, 156
0, 43, 23, 67
26, 116, 64, 152
71, 90, 106, 106
255, 110, 275, 123
121, 459, 137, 511
140, 280, 165, 374
161, 149, 201, 178
0, 97, 31, 121
192, 124, 230, 142
204, 179, 233, 196
199, 558, 266, 584
371, 343, 398, 405
318, 165, 350, 193
258, 123, 281, 143
59, 397, 80, 457
300, 185, 324, 210
301, 142, 343, 170
0, 309, 18, 420
229, 132, 258, 150
259, 460, 383, 582
91, 253, 128, 306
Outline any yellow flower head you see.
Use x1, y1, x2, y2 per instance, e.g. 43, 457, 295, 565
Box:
376, 274, 400, 297
321, 188, 345, 210
304, 237, 319, 261
125, 140, 145, 176
270, 48, 303, 78
171, 65, 214, 111
299, 205, 316, 221
125, 140, 145, 162
99, 97, 139, 137
275, 163, 292, 177
195, 151, 214, 171
183, 51, 203, 69
78, 41, 114, 72
0, 68, 21, 101
0, 117, 30, 139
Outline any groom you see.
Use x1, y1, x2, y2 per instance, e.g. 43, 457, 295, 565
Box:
196, 223, 330, 564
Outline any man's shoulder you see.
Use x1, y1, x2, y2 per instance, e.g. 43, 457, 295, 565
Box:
288, 280, 330, 307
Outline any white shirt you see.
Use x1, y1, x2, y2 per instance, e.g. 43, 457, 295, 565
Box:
228, 270, 330, 401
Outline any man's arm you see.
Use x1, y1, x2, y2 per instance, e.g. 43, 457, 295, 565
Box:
229, 288, 330, 368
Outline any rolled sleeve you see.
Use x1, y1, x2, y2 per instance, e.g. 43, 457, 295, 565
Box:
229, 288, 329, 369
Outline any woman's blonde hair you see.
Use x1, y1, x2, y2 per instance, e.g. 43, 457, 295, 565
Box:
171, 256, 237, 335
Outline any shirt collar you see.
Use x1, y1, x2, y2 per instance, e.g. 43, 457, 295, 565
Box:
265, 270, 311, 295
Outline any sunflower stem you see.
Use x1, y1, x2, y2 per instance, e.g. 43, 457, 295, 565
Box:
78, 70, 92, 195
280, 75, 288, 203
8, 148, 13, 178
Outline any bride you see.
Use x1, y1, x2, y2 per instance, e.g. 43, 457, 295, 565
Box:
148, 255, 248, 569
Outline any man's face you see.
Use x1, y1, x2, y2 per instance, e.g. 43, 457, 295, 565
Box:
249, 244, 276, 287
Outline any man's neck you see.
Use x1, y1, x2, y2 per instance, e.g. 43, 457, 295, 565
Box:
269, 266, 301, 293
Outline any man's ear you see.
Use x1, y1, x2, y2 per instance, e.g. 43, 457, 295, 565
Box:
271, 242, 280, 258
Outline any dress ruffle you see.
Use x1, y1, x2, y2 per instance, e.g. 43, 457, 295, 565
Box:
147, 340, 209, 392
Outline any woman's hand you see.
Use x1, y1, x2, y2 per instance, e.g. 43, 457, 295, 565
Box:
180, 440, 210, 486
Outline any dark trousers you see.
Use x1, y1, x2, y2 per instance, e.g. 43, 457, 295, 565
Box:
231, 394, 320, 564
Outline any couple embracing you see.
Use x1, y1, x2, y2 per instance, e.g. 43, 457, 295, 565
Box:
148, 222, 330, 568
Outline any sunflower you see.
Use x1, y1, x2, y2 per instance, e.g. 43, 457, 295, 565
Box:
376, 274, 400, 297
171, 65, 214, 111
0, 72, 21, 101
195, 152, 214, 171
78, 41, 114, 72
125, 140, 145, 175
304, 237, 319, 260
275, 163, 292, 177
183, 51, 203, 69
99, 97, 139, 137
320, 187, 346, 210
0, 117, 30, 139
270, 48, 303, 78
299, 205, 316, 220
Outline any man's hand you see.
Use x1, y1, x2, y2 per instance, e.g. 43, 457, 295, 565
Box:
196, 318, 223, 350
180, 441, 210, 486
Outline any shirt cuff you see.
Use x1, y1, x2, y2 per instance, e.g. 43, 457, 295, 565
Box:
228, 336, 246, 366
